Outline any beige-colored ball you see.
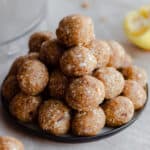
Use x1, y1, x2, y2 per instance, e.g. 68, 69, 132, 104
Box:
123, 80, 147, 110
60, 46, 97, 76
17, 59, 49, 95
102, 96, 134, 127
48, 70, 69, 99
2, 75, 20, 101
108, 41, 125, 68
28, 31, 54, 53
93, 67, 125, 99
0, 136, 24, 150
9, 93, 41, 122
66, 75, 105, 111
86, 39, 111, 68
56, 14, 95, 47
40, 39, 64, 66
72, 107, 106, 136
38, 100, 70, 135
122, 65, 147, 87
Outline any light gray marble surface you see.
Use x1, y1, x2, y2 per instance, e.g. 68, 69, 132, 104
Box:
0, 0, 150, 149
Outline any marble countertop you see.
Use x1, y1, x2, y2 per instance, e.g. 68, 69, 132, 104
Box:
0, 0, 150, 149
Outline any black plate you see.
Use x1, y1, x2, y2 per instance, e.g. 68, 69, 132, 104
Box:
0, 85, 148, 143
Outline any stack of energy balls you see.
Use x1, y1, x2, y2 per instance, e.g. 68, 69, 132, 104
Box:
2, 14, 148, 137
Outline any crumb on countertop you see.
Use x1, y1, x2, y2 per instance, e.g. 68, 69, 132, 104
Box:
81, 1, 90, 9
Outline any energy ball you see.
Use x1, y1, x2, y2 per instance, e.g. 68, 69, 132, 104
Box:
66, 75, 105, 111
40, 39, 64, 66
93, 67, 125, 99
122, 65, 147, 87
72, 107, 106, 136
9, 93, 42, 122
8, 52, 39, 76
48, 70, 69, 99
28, 31, 54, 53
17, 59, 49, 95
2, 75, 19, 101
60, 46, 97, 76
102, 96, 134, 127
86, 39, 111, 68
108, 41, 125, 68
56, 14, 95, 47
38, 100, 70, 135
0, 136, 24, 150
123, 80, 147, 110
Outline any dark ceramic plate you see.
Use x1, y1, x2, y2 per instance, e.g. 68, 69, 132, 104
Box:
1, 85, 148, 143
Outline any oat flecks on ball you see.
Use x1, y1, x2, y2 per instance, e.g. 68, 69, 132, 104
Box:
56, 14, 95, 47
66, 75, 105, 111
72, 107, 105, 136
60, 46, 97, 76
8, 52, 39, 76
0, 136, 24, 150
9, 93, 42, 122
40, 39, 64, 66
48, 70, 69, 99
86, 39, 111, 68
38, 100, 70, 135
108, 40, 125, 68
103, 96, 134, 127
123, 80, 147, 110
93, 67, 125, 99
17, 59, 49, 95
2, 75, 19, 101
29, 31, 54, 53
122, 65, 147, 87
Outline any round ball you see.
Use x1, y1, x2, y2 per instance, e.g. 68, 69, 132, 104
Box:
86, 39, 111, 68
66, 75, 105, 111
9, 93, 41, 122
17, 59, 49, 95
56, 14, 95, 47
103, 96, 134, 127
72, 107, 106, 136
122, 65, 147, 87
40, 39, 64, 66
93, 67, 125, 99
60, 46, 97, 76
2, 75, 19, 101
0, 136, 24, 150
108, 41, 125, 68
8, 52, 39, 76
48, 70, 69, 99
28, 31, 54, 53
123, 80, 147, 110
38, 100, 70, 135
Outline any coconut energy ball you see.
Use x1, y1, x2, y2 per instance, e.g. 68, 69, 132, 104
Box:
122, 65, 147, 87
103, 96, 134, 127
0, 136, 24, 150
17, 59, 49, 95
2, 75, 19, 101
38, 100, 70, 135
86, 39, 111, 68
66, 75, 105, 111
60, 46, 97, 76
48, 70, 69, 99
56, 14, 95, 47
72, 107, 106, 136
93, 67, 125, 99
9, 93, 42, 122
108, 41, 125, 68
8, 53, 39, 76
123, 80, 147, 110
40, 39, 64, 66
29, 31, 54, 53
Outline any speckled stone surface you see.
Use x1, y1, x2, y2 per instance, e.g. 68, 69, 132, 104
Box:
0, 0, 150, 149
